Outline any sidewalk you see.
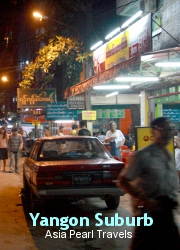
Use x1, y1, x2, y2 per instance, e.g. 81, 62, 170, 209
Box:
1, 155, 25, 174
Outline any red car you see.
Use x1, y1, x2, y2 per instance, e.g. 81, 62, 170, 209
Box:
23, 136, 125, 210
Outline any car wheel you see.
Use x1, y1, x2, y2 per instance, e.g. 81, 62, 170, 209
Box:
105, 196, 120, 209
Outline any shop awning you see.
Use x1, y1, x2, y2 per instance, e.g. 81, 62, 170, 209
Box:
64, 55, 141, 98
64, 47, 180, 98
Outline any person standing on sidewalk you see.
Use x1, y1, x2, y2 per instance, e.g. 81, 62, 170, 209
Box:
78, 120, 91, 136
8, 127, 23, 174
117, 117, 180, 249
0, 126, 8, 172
105, 121, 125, 159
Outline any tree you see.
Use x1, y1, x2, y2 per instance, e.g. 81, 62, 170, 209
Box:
19, 0, 115, 100
19, 36, 83, 90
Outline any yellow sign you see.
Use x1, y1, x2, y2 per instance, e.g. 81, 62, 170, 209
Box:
82, 110, 96, 120
32, 120, 41, 126
135, 127, 174, 155
105, 30, 129, 69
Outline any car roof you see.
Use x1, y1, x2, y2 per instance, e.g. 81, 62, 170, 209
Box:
36, 136, 96, 141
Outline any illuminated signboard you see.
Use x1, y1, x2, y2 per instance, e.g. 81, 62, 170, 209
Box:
135, 126, 174, 155
92, 13, 151, 73
17, 88, 56, 108
82, 110, 96, 120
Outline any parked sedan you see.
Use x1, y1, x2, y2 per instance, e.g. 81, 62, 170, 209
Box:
23, 136, 125, 210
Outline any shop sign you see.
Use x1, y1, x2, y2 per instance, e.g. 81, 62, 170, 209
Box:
32, 120, 41, 126
67, 94, 85, 109
162, 109, 180, 122
17, 88, 56, 108
46, 102, 78, 120
82, 110, 96, 120
92, 13, 151, 73
135, 126, 174, 154
96, 109, 125, 119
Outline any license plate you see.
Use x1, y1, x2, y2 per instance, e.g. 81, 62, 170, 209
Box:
72, 175, 91, 184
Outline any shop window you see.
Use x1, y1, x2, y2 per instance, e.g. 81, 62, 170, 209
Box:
169, 87, 176, 93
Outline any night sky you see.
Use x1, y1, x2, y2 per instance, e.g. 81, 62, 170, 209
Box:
0, 0, 119, 69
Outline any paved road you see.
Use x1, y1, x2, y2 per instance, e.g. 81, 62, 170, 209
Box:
0, 157, 179, 250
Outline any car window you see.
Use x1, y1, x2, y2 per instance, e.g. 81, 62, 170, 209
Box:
37, 138, 111, 160
30, 142, 41, 160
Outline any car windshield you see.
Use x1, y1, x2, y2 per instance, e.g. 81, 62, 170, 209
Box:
38, 137, 111, 160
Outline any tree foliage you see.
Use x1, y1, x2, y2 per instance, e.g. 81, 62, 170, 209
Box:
19, 36, 83, 89
19, 0, 108, 94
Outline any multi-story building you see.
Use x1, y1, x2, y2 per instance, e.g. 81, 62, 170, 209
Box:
64, 0, 180, 133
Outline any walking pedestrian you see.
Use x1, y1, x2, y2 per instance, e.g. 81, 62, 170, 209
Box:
105, 121, 125, 158
0, 126, 8, 172
117, 117, 180, 250
19, 127, 29, 153
8, 127, 23, 174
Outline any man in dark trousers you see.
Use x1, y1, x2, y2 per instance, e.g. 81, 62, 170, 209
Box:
78, 120, 91, 136
8, 127, 23, 174
117, 117, 180, 250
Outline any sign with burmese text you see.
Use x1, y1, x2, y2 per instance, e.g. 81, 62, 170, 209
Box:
17, 88, 56, 108
82, 110, 96, 120
46, 102, 78, 120
162, 109, 180, 122
92, 13, 151, 73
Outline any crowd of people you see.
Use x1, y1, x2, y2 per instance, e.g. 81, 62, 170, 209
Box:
0, 120, 126, 173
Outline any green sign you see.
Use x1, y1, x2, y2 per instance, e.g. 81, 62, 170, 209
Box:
17, 88, 56, 108
96, 109, 125, 118
46, 102, 78, 120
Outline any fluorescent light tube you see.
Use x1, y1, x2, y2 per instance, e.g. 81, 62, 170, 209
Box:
155, 62, 180, 67
106, 92, 118, 97
90, 41, 103, 51
115, 77, 159, 82
54, 120, 74, 123
93, 85, 130, 90
105, 27, 121, 40
121, 10, 143, 29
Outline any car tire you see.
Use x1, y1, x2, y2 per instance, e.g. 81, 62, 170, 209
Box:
105, 196, 120, 209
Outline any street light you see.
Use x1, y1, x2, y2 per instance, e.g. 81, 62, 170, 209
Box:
1, 76, 9, 119
1, 76, 8, 82
33, 11, 79, 35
